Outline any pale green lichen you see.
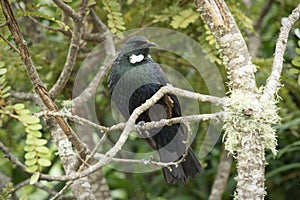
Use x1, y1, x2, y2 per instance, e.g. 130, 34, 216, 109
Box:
223, 89, 280, 155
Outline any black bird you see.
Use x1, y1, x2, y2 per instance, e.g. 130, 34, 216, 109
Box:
108, 36, 202, 183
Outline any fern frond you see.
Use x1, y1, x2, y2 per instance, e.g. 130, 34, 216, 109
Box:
197, 24, 223, 65
10, 103, 52, 175
170, 8, 198, 29
229, 6, 254, 32
15, 11, 70, 31
0, 61, 10, 103
0, 182, 14, 200
102, 0, 126, 35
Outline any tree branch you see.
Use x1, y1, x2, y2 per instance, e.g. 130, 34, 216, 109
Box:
72, 7, 116, 107
49, 0, 88, 99
0, 32, 20, 53
0, 0, 89, 161
261, 3, 300, 102
195, 0, 257, 92
68, 84, 216, 180
208, 148, 232, 200
52, 0, 80, 20
195, 1, 268, 199
35, 110, 223, 133
0, 140, 27, 171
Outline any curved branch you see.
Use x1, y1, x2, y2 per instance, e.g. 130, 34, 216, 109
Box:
72, 7, 116, 107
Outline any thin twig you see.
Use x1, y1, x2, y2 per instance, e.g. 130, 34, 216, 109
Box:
35, 110, 223, 133
28, 16, 73, 34
254, 0, 276, 30
0, 140, 27, 171
49, 0, 88, 99
50, 181, 73, 200
0, 32, 20, 53
52, 0, 80, 20
12, 179, 73, 199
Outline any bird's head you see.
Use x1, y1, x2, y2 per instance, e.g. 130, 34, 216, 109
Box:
122, 36, 156, 63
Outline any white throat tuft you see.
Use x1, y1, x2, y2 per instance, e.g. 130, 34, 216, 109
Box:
129, 54, 144, 64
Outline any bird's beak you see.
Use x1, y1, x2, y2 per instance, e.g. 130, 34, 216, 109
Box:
146, 41, 157, 47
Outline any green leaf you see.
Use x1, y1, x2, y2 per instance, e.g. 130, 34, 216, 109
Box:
27, 130, 42, 138
266, 163, 300, 178
36, 146, 49, 154
25, 116, 40, 124
127, 0, 134, 4
289, 68, 299, 74
13, 103, 25, 111
38, 158, 51, 167
170, 9, 198, 29
0, 68, 7, 75
27, 124, 43, 130
102, 0, 126, 34
25, 159, 37, 166
25, 151, 36, 159
292, 56, 300, 67
34, 139, 47, 146
0, 61, 5, 68
19, 109, 30, 115
26, 165, 38, 173
38, 152, 50, 158
25, 138, 35, 145
30, 172, 40, 185
1, 86, 11, 94
24, 145, 35, 152
19, 194, 28, 200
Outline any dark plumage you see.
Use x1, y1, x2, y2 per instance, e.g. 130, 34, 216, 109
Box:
108, 36, 202, 183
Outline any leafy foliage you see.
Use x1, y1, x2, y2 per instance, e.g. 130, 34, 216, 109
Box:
170, 8, 199, 29
15, 11, 70, 32
291, 40, 300, 85
0, 61, 51, 185
10, 103, 51, 174
0, 0, 300, 199
0, 182, 14, 200
0, 61, 10, 126
102, 0, 126, 35
228, 3, 254, 33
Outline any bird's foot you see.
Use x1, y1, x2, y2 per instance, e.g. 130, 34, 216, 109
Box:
137, 121, 150, 138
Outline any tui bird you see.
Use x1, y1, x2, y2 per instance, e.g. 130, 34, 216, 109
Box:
108, 36, 202, 184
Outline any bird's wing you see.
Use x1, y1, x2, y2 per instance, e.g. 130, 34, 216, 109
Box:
150, 62, 182, 118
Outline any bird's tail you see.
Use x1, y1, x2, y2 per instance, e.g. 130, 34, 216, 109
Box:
161, 148, 202, 184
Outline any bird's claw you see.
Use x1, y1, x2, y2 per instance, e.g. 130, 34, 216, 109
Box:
137, 121, 150, 138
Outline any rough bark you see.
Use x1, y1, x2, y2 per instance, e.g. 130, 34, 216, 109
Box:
196, 1, 300, 199
195, 0, 263, 199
